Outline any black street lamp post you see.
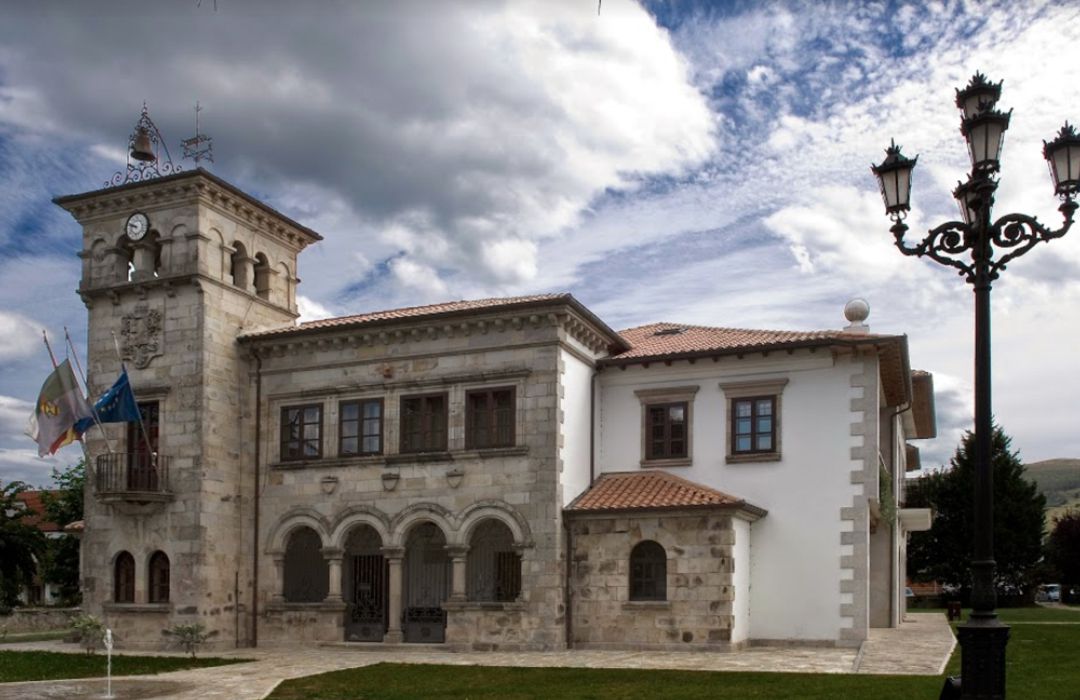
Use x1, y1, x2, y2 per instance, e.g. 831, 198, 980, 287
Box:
872, 73, 1080, 699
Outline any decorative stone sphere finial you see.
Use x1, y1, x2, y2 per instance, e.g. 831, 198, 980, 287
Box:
843, 298, 870, 333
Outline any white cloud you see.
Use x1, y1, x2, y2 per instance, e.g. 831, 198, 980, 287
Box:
390, 258, 449, 298
0, 0, 715, 302
296, 296, 334, 323
0, 311, 42, 361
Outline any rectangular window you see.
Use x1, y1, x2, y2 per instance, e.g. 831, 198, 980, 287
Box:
340, 398, 383, 455
732, 396, 775, 454
127, 401, 160, 490
465, 387, 515, 449
646, 402, 687, 460
400, 393, 448, 453
280, 404, 323, 461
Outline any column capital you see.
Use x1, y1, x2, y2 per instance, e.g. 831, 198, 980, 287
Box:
445, 544, 470, 559
320, 546, 344, 561
380, 546, 405, 559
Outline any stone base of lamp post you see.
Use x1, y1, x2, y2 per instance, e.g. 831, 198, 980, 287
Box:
955, 620, 1010, 699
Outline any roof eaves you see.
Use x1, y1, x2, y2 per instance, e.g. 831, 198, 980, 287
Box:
53, 168, 323, 243
599, 332, 908, 369
564, 501, 768, 520
239, 293, 629, 350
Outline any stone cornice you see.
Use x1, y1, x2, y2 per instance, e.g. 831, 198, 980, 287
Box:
245, 307, 614, 359
77, 269, 297, 319
265, 368, 532, 400
53, 168, 322, 251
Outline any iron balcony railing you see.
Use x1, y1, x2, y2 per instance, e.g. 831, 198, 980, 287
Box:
95, 452, 170, 496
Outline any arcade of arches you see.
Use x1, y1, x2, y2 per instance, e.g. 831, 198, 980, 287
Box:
272, 516, 523, 644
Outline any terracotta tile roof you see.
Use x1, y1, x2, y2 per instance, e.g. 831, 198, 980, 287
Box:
607, 322, 901, 363
14, 490, 61, 532
239, 293, 625, 346
565, 471, 764, 516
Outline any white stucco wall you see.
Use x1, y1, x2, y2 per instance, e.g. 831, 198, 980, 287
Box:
596, 350, 867, 642
732, 517, 751, 644
559, 349, 594, 506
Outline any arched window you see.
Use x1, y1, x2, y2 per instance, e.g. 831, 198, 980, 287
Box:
283, 527, 329, 603
629, 540, 667, 601
148, 551, 170, 604
230, 241, 250, 290
114, 551, 135, 603
467, 520, 520, 602
253, 253, 271, 300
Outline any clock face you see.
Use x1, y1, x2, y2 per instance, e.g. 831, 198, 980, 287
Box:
126, 212, 149, 241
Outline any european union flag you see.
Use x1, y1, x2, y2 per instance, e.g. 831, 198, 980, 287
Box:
74, 369, 141, 435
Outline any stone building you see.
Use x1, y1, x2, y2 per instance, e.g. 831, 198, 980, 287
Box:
57, 168, 934, 652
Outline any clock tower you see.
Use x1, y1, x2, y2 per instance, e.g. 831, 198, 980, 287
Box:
55, 168, 321, 647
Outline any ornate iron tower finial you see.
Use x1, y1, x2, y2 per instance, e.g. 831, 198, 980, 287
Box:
181, 101, 214, 167
106, 104, 180, 187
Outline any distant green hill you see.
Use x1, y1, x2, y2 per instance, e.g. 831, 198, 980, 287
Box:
1026, 458, 1080, 528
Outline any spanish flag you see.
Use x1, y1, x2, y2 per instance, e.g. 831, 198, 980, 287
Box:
26, 359, 93, 457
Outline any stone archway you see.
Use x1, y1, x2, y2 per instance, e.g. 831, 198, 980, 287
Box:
403, 521, 450, 643
342, 524, 387, 642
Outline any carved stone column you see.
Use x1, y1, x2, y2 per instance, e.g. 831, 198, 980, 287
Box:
322, 547, 344, 603
447, 545, 469, 602
382, 546, 405, 643
270, 553, 285, 605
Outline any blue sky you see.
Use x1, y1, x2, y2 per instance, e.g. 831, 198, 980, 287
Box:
1, 0, 1078, 484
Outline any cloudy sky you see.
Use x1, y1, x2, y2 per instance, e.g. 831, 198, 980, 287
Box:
1, 0, 1078, 485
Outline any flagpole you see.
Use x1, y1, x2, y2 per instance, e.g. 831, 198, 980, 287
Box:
64, 327, 116, 454
109, 331, 156, 470
42, 330, 59, 369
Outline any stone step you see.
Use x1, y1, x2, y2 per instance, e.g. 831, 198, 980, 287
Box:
318, 641, 467, 653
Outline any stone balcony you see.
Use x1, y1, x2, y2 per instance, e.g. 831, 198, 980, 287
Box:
94, 452, 173, 505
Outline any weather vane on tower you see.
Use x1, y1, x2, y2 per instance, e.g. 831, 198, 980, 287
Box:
181, 101, 214, 167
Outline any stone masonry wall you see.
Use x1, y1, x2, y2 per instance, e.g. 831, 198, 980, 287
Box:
253, 312, 578, 650
568, 510, 742, 651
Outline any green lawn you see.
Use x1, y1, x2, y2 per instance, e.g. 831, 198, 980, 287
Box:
269, 607, 1080, 700
0, 650, 248, 683
0, 630, 69, 644
916, 605, 1080, 623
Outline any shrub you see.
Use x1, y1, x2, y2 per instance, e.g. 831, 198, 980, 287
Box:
70, 614, 105, 654
162, 623, 217, 658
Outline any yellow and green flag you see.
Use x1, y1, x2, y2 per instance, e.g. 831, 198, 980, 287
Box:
26, 359, 93, 457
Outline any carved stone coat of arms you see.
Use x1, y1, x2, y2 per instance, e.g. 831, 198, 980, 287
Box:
121, 305, 163, 369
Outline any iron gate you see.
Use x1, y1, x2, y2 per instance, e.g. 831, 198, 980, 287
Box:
403, 523, 449, 643
345, 554, 387, 642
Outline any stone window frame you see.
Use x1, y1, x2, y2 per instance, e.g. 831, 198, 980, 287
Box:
280, 403, 323, 462
339, 397, 384, 457
719, 377, 789, 464
464, 386, 517, 450
114, 551, 136, 604
147, 550, 170, 604
399, 392, 449, 454
634, 386, 699, 468
628, 540, 667, 601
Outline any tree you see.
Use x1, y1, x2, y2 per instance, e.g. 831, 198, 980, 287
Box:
0, 481, 46, 608
40, 461, 85, 605
906, 424, 1046, 597
1047, 510, 1080, 589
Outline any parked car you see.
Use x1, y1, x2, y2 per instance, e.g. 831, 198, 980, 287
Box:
1038, 584, 1062, 602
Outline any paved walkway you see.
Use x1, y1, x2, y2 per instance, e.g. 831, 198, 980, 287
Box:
0, 614, 955, 700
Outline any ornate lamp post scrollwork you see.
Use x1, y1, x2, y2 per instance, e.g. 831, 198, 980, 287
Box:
872, 74, 1076, 700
